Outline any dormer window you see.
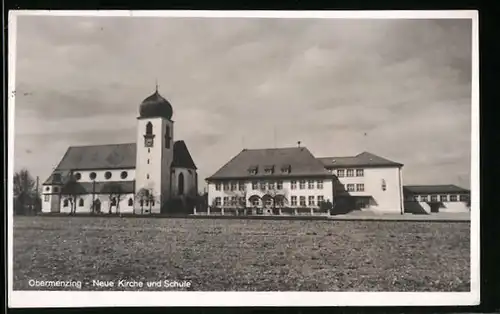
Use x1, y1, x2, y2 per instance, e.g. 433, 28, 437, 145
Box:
280, 164, 291, 174
264, 165, 275, 175
248, 165, 258, 175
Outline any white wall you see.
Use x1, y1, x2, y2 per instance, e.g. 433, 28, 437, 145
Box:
333, 167, 403, 214
42, 185, 62, 213
58, 193, 136, 214
135, 117, 174, 214
71, 169, 135, 183
440, 202, 470, 213
207, 178, 334, 207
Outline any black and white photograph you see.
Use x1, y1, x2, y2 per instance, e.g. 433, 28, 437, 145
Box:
8, 10, 479, 307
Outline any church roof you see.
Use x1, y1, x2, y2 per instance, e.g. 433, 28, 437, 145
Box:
317, 152, 403, 168
206, 147, 332, 181
43, 141, 196, 185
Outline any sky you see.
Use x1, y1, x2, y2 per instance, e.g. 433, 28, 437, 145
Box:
12, 14, 473, 190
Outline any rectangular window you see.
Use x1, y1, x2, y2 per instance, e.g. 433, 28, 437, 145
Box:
317, 180, 323, 189
260, 181, 267, 190
346, 169, 354, 177
277, 181, 283, 190
291, 196, 297, 206
308, 196, 315, 206
308, 180, 315, 189
440, 194, 448, 202
356, 184, 364, 192
215, 197, 221, 207
291, 181, 297, 190
231, 196, 237, 206
356, 169, 364, 177
268, 181, 275, 190
299, 180, 306, 189
44, 195, 49, 202
223, 182, 229, 191
450, 195, 458, 202
420, 195, 428, 202
223, 197, 229, 206
430, 195, 438, 202
317, 195, 324, 204
299, 196, 306, 206
238, 181, 245, 191
337, 169, 345, 177
252, 181, 258, 190
215, 183, 221, 191
459, 194, 469, 202
347, 184, 355, 192
230, 182, 237, 191
239, 197, 246, 206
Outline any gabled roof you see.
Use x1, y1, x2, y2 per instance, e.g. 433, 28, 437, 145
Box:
403, 185, 470, 194
43, 140, 196, 185
317, 152, 403, 168
171, 140, 197, 169
206, 147, 332, 180
55, 143, 137, 171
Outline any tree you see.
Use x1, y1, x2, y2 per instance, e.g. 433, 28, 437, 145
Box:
235, 190, 247, 215
102, 182, 125, 214
147, 189, 157, 213
266, 187, 287, 213
319, 199, 334, 213
60, 172, 83, 214
136, 188, 149, 214
13, 169, 37, 215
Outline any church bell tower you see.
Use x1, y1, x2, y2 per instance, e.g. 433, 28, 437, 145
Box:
135, 86, 174, 214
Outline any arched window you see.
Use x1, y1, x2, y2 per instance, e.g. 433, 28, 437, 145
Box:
111, 197, 117, 206
165, 126, 171, 149
63, 199, 69, 207
178, 172, 185, 195
146, 122, 153, 135
140, 200, 144, 207
79, 198, 84, 207
128, 198, 133, 206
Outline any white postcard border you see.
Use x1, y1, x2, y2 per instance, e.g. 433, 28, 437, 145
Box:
7, 9, 480, 308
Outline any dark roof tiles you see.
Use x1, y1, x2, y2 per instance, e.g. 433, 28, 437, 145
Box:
43, 141, 196, 185
403, 185, 470, 194
207, 147, 332, 180
317, 151, 403, 168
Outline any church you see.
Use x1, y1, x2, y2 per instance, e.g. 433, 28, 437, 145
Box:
41, 88, 198, 214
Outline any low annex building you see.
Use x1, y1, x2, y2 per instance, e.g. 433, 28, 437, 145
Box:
403, 184, 470, 214
205, 147, 334, 215
317, 152, 404, 214
41, 89, 197, 215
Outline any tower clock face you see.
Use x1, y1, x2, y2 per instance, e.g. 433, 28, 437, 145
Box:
145, 138, 154, 147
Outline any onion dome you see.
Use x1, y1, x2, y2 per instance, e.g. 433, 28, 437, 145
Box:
139, 90, 173, 120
